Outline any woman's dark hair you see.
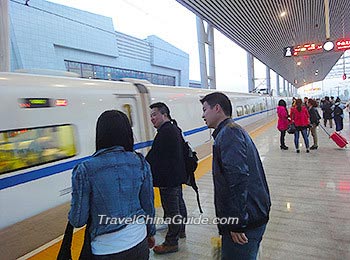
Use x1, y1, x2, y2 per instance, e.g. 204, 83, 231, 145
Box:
200, 92, 232, 117
278, 99, 286, 107
95, 110, 134, 152
295, 98, 303, 112
308, 99, 317, 107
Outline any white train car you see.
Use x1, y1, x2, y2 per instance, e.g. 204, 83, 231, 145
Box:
0, 72, 278, 229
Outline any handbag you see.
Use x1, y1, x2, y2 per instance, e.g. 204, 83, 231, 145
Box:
287, 123, 296, 134
57, 221, 93, 260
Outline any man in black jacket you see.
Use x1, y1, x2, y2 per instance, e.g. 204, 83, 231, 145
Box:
146, 102, 187, 254
200, 92, 271, 260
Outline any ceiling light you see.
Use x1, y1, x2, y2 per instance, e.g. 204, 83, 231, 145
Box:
280, 11, 286, 17
323, 41, 334, 51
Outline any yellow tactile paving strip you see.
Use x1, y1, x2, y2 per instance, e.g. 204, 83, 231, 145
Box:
28, 156, 214, 260
28, 119, 275, 259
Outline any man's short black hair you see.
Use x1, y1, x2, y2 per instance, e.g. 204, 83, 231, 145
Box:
149, 102, 171, 119
200, 92, 232, 117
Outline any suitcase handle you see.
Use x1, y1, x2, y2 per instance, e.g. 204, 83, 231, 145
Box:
318, 124, 331, 137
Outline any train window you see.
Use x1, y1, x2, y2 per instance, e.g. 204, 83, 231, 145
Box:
260, 103, 266, 110
236, 106, 244, 117
0, 125, 77, 175
123, 104, 133, 127
244, 105, 250, 114
251, 105, 256, 113
255, 104, 261, 112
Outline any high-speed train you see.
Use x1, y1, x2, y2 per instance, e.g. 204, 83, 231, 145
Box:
0, 72, 282, 230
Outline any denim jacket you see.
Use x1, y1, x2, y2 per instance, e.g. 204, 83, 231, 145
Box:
212, 119, 271, 233
68, 146, 156, 240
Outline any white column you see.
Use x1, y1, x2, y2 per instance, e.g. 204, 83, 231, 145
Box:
247, 52, 255, 92
196, 17, 216, 89
0, 0, 10, 72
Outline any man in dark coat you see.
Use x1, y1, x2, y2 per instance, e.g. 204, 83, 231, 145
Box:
200, 92, 271, 260
146, 102, 187, 254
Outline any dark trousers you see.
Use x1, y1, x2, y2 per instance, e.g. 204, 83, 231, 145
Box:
93, 237, 149, 260
279, 130, 286, 147
159, 186, 187, 246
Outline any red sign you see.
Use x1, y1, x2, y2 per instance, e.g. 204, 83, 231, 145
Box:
292, 43, 323, 56
335, 39, 350, 51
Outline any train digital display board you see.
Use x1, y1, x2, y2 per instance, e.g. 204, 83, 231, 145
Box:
18, 98, 52, 108
285, 38, 350, 57
18, 98, 68, 108
293, 43, 323, 56
284, 43, 323, 57
335, 39, 350, 51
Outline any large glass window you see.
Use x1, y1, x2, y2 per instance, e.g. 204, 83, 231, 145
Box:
0, 125, 77, 175
82, 63, 93, 78
65, 60, 176, 86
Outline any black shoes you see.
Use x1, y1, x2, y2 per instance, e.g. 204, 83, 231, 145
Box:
310, 145, 318, 150
280, 145, 289, 150
296, 149, 300, 153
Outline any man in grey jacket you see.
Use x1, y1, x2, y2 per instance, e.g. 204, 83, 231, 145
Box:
200, 92, 271, 260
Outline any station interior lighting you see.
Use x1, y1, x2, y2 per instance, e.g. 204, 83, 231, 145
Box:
323, 41, 334, 51
280, 11, 286, 17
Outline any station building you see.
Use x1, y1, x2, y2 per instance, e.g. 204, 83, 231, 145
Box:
9, 0, 190, 86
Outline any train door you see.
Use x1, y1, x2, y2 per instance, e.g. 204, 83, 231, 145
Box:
116, 95, 143, 147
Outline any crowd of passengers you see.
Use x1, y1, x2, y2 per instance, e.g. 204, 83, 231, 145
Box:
277, 96, 349, 153
60, 92, 271, 260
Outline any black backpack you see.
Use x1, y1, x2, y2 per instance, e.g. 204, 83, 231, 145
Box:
183, 141, 203, 213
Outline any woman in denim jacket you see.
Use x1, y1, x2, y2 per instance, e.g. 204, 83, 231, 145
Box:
69, 110, 156, 260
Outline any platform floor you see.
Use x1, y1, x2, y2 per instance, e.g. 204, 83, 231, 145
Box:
20, 116, 350, 259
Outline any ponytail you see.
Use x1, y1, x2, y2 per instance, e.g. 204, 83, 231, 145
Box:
170, 118, 178, 126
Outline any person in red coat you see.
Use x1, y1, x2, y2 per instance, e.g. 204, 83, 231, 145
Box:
277, 99, 289, 150
290, 99, 310, 153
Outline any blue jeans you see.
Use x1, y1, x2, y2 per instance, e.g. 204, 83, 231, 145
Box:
294, 128, 309, 149
159, 186, 187, 246
221, 224, 266, 260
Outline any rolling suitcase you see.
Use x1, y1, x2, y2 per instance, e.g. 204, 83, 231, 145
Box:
329, 132, 348, 148
319, 124, 348, 148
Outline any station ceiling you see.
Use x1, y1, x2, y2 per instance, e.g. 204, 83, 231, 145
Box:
176, 0, 350, 88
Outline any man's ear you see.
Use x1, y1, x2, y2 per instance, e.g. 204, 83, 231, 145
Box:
214, 103, 221, 113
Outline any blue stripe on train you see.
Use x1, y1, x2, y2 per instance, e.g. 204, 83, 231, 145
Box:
0, 108, 275, 190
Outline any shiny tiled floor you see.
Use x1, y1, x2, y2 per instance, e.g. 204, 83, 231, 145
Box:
150, 118, 350, 260
21, 117, 350, 259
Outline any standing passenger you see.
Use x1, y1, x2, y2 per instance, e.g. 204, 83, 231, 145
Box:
277, 99, 289, 150
322, 96, 333, 128
290, 99, 310, 153
307, 99, 321, 150
333, 97, 344, 133
200, 92, 271, 260
346, 99, 350, 120
146, 102, 187, 255
69, 110, 155, 260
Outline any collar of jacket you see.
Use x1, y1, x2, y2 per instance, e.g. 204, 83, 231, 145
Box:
212, 118, 232, 139
157, 120, 172, 132
93, 145, 125, 157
